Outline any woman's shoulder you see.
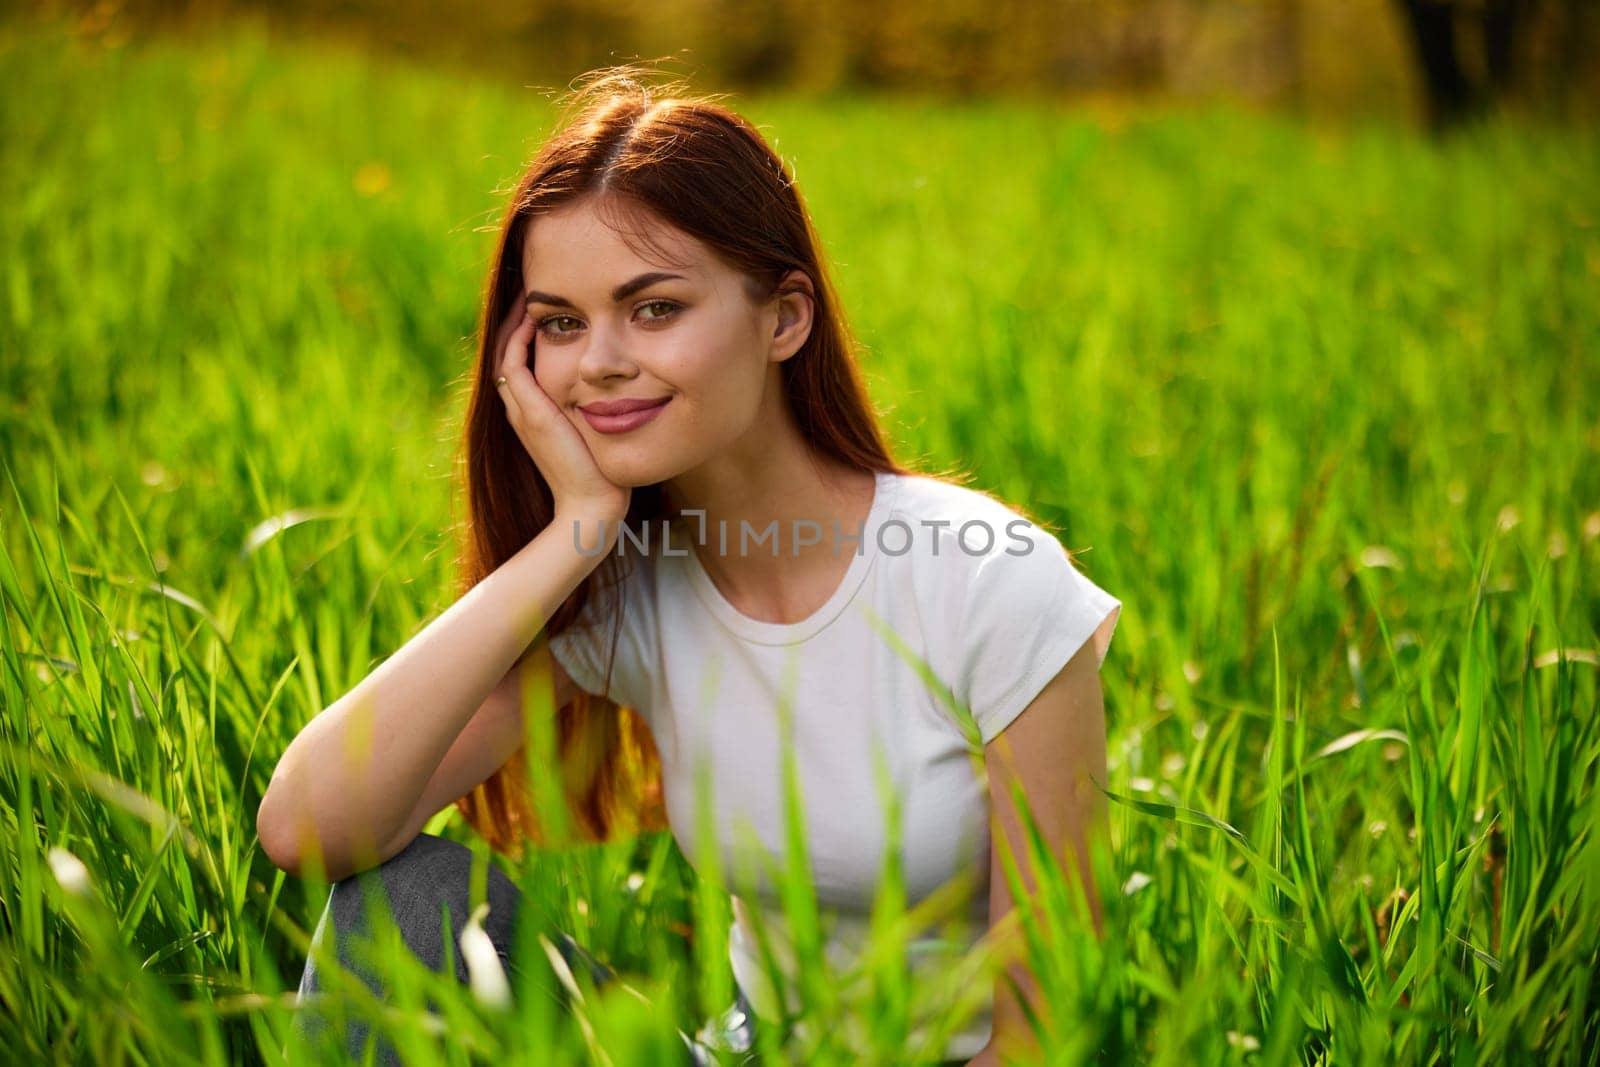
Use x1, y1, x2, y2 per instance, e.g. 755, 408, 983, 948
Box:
877, 470, 1100, 645
559, 531, 662, 631
881, 470, 1065, 561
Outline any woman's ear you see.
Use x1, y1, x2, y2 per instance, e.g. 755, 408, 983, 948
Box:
768, 269, 816, 363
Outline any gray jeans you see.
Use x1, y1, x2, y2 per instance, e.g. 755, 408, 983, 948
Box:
292, 832, 758, 1065
292, 832, 971, 1065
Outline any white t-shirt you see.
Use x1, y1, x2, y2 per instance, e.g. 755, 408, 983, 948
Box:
547, 469, 1122, 1060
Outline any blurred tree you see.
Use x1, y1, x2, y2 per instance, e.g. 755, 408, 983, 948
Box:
1394, 0, 1484, 128
20, 0, 1599, 123
1393, 0, 1545, 130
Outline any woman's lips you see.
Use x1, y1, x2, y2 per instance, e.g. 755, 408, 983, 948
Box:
579, 398, 671, 434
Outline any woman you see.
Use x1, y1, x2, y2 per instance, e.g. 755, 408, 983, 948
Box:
258, 66, 1122, 1066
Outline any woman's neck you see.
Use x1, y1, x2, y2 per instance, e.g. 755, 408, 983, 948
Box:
664, 452, 877, 626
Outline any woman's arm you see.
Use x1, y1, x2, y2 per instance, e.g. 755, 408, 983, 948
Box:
969, 638, 1110, 1065
363, 632, 583, 865
255, 507, 618, 882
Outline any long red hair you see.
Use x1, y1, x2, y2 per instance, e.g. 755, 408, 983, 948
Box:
450, 66, 918, 858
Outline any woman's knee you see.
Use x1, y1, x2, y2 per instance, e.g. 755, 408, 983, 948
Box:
324, 832, 522, 982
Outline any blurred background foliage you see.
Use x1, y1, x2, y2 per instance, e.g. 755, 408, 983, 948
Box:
35, 0, 1600, 130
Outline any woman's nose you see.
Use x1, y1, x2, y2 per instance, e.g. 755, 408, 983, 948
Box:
577, 332, 639, 382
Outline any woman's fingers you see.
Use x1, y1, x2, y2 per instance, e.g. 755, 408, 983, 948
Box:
491, 307, 521, 409
490, 299, 631, 520
494, 309, 576, 464
495, 310, 546, 424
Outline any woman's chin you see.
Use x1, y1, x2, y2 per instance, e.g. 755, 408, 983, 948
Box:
594, 457, 669, 492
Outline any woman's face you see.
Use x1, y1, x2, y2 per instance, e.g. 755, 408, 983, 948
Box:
520, 195, 809, 489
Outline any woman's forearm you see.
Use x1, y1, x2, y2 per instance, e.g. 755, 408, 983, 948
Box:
255, 508, 618, 880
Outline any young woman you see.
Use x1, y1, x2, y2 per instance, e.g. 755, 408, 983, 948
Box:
258, 67, 1122, 1066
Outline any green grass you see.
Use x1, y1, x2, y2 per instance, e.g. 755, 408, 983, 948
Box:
2, 11, 1598, 1066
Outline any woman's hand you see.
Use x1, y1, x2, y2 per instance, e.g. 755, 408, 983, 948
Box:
492, 301, 632, 526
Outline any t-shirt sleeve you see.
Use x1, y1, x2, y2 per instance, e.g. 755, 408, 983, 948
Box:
956, 529, 1122, 746
545, 558, 656, 715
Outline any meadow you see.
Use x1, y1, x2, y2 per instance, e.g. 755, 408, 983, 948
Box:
2, 12, 1597, 1065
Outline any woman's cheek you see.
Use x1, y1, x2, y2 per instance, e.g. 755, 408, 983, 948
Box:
530, 354, 560, 398
657, 329, 721, 374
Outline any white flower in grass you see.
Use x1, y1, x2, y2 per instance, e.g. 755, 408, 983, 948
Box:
459, 902, 511, 1010
48, 847, 92, 896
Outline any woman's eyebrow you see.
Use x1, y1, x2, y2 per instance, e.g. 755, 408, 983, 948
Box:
524, 271, 688, 309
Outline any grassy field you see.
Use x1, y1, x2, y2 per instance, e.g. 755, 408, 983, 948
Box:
2, 11, 1598, 1066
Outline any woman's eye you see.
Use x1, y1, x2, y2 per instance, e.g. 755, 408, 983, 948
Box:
536, 315, 581, 338
534, 300, 680, 342
638, 299, 681, 322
